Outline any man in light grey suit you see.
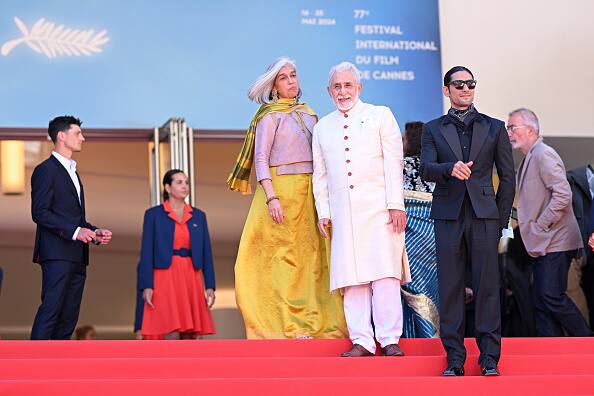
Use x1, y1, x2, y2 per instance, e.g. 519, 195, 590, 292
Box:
507, 108, 591, 336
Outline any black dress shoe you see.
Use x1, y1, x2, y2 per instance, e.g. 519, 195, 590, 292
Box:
481, 365, 500, 376
442, 366, 464, 376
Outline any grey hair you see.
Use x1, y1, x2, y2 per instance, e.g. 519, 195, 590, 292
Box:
248, 57, 297, 104
509, 108, 540, 135
328, 61, 362, 86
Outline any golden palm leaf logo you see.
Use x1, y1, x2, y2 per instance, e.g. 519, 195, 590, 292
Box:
1, 17, 110, 58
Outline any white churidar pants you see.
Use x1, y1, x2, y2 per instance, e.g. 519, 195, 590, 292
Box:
342, 277, 403, 353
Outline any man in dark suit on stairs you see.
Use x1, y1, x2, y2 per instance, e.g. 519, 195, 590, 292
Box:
421, 66, 515, 376
568, 164, 594, 328
30, 115, 112, 340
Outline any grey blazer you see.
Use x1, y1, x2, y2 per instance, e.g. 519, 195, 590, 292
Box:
516, 138, 582, 257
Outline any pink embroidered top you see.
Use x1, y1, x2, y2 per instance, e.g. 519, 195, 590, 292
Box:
254, 110, 317, 181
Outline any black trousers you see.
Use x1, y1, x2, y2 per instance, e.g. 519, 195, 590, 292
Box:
435, 198, 501, 367
581, 251, 594, 330
531, 250, 591, 337
31, 259, 87, 340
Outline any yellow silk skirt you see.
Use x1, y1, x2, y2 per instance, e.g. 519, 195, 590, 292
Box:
235, 168, 348, 339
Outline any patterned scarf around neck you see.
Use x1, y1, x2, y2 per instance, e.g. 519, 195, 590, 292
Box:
447, 104, 478, 129
226, 98, 316, 194
448, 103, 476, 121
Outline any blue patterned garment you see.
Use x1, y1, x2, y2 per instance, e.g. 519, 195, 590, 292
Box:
403, 156, 434, 193
401, 156, 440, 338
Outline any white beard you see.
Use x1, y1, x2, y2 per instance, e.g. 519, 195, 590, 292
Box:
334, 92, 359, 111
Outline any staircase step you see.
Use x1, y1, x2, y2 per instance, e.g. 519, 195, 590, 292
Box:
2, 375, 594, 395
1, 337, 592, 359
2, 354, 594, 379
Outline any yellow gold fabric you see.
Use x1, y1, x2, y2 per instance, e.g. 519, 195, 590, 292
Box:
401, 288, 440, 337
403, 189, 433, 202
235, 168, 348, 339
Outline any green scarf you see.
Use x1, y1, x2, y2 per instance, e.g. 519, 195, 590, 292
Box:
227, 98, 316, 194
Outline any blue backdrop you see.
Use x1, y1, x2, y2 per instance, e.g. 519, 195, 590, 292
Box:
0, 0, 442, 130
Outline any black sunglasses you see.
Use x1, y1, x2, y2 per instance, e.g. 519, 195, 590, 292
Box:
449, 79, 477, 90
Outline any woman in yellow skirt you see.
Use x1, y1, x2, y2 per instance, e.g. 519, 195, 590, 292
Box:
228, 57, 347, 339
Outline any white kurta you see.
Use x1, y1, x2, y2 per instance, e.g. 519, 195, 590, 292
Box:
312, 100, 411, 291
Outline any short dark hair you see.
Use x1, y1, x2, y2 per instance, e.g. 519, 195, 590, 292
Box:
443, 66, 474, 86
48, 115, 82, 143
74, 325, 95, 340
162, 169, 185, 201
403, 121, 424, 156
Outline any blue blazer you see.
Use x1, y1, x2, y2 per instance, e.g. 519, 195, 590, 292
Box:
31, 155, 96, 264
137, 204, 215, 291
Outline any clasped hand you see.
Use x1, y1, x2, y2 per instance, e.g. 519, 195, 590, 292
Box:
77, 228, 113, 245
94, 229, 113, 245
451, 160, 473, 180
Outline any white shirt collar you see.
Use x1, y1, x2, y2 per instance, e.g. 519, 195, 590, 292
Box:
52, 151, 77, 172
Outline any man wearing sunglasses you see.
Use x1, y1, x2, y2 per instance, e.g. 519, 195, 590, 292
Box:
508, 108, 591, 338
420, 66, 515, 377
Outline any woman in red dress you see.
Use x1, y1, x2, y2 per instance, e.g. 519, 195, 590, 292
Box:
138, 169, 216, 339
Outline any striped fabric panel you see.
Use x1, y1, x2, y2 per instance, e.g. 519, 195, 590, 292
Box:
401, 198, 440, 338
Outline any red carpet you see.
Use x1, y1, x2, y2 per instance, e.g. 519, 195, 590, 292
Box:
1, 338, 593, 395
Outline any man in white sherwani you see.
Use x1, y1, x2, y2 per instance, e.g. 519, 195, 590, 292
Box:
312, 62, 411, 357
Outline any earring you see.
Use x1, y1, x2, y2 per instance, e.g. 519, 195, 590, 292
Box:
271, 88, 279, 103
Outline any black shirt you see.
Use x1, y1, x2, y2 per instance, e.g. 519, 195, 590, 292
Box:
446, 104, 478, 163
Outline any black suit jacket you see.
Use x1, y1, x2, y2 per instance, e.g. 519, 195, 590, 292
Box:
420, 112, 515, 228
567, 165, 593, 244
589, 198, 594, 235
31, 155, 96, 265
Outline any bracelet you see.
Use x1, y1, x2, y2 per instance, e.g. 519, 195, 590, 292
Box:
266, 196, 279, 205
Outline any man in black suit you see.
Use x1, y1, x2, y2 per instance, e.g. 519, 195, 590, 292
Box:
567, 165, 594, 328
421, 66, 515, 376
31, 115, 112, 340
